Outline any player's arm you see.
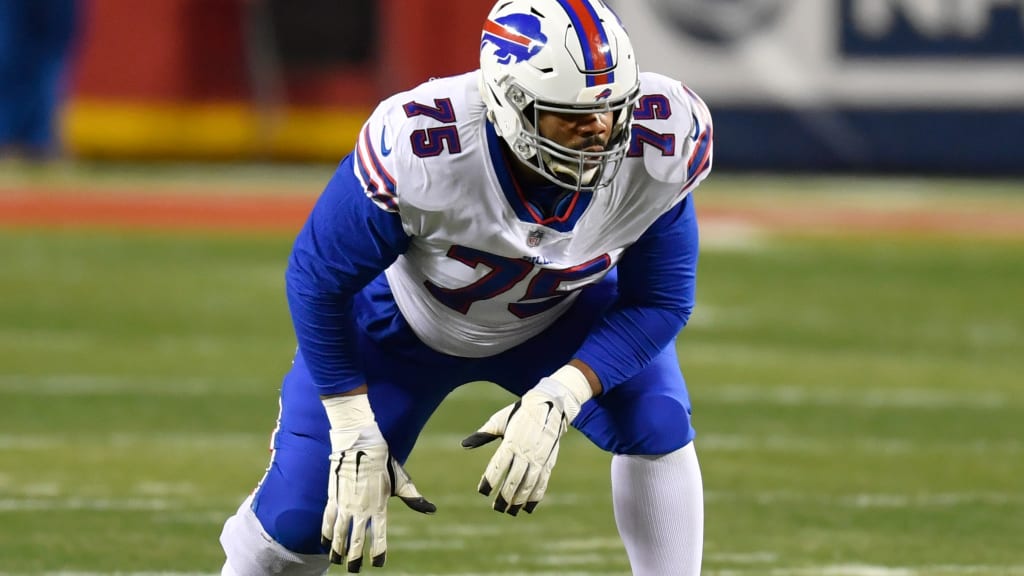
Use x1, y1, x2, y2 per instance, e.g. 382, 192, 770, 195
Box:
286, 149, 435, 573
286, 152, 409, 397
461, 196, 699, 516
571, 83, 710, 389
462, 86, 711, 516
574, 193, 699, 389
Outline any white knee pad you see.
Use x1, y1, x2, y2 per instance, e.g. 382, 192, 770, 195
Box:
220, 495, 330, 576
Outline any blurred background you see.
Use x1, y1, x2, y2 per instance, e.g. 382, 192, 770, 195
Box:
1, 1, 1023, 575
5, 0, 1024, 170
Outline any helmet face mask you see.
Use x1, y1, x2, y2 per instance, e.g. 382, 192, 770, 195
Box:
480, 0, 641, 191
514, 83, 640, 190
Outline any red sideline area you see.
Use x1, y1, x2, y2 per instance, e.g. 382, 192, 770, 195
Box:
0, 191, 315, 233
1, 188, 1024, 238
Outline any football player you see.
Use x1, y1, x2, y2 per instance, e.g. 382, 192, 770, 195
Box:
0, 0, 78, 158
220, 0, 713, 574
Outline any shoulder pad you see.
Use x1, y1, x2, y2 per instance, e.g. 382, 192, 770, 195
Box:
353, 102, 401, 213
630, 73, 714, 193
351, 73, 482, 213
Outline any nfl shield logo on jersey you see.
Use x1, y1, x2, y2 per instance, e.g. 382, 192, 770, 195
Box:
527, 228, 545, 247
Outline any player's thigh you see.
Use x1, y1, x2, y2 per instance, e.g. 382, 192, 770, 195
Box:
251, 341, 460, 554
249, 352, 332, 555
573, 344, 695, 456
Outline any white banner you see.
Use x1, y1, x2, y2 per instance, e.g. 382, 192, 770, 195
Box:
609, 0, 1024, 107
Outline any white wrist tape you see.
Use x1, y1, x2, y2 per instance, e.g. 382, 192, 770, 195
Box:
550, 364, 594, 406
532, 364, 594, 425
322, 394, 376, 429
322, 394, 383, 450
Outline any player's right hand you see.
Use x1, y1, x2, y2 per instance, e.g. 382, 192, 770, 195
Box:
321, 395, 436, 573
461, 367, 592, 516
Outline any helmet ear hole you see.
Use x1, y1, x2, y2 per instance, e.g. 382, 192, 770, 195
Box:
608, 107, 632, 146
522, 103, 537, 128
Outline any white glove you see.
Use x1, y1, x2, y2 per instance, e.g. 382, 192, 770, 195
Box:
321, 395, 435, 573
462, 365, 593, 515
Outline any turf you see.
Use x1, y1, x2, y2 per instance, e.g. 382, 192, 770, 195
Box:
0, 175, 1022, 575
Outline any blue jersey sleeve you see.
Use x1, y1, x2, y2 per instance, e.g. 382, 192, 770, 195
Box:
575, 195, 699, 391
285, 154, 411, 396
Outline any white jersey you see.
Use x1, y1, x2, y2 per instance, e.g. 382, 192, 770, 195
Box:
352, 71, 713, 358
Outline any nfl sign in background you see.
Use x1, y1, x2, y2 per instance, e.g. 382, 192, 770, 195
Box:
609, 0, 1024, 174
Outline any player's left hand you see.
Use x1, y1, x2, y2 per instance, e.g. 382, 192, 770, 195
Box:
462, 368, 593, 515
321, 395, 436, 573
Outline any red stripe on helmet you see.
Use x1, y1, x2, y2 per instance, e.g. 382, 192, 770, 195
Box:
564, 0, 612, 71
483, 19, 533, 47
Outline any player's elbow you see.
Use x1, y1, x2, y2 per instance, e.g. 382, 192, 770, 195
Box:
641, 294, 693, 329
285, 249, 319, 297
673, 305, 693, 329
658, 304, 692, 336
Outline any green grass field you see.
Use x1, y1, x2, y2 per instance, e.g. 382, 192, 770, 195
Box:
1, 169, 1023, 575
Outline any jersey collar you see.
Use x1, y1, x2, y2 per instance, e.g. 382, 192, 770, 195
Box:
485, 121, 592, 233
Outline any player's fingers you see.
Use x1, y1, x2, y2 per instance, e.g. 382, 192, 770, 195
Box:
369, 513, 388, 568
388, 457, 438, 514
461, 431, 501, 448
322, 456, 343, 547
478, 443, 513, 497
329, 513, 352, 565
345, 515, 368, 573
524, 444, 559, 514
396, 486, 437, 514
321, 498, 338, 548
510, 460, 543, 515
524, 464, 551, 514
462, 403, 519, 448
496, 454, 530, 515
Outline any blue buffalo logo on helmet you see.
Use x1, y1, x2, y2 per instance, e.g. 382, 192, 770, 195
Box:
481, 14, 548, 65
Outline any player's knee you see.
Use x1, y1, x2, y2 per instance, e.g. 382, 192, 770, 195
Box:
250, 478, 327, 555
258, 506, 326, 555
221, 496, 329, 576
247, 465, 329, 555
246, 433, 331, 556
608, 393, 695, 456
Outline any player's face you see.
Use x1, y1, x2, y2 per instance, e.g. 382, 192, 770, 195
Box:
537, 110, 615, 152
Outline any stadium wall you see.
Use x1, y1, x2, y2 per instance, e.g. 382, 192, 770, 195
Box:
66, 0, 1024, 174
66, 0, 490, 161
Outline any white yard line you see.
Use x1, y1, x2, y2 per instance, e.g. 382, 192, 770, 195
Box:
540, 537, 624, 551
700, 382, 1009, 410
2, 431, 1019, 458
0, 497, 173, 512
1, 488, 1016, 515
0, 374, 262, 396
1, 373, 1013, 411
705, 490, 1024, 508
699, 220, 770, 251
750, 566, 1024, 576
6, 568, 1024, 576
697, 432, 1022, 455
0, 433, 266, 450
706, 552, 778, 564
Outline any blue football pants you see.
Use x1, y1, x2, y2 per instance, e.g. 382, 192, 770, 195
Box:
250, 271, 695, 554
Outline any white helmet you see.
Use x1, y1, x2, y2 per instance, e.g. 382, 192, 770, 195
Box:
479, 0, 641, 191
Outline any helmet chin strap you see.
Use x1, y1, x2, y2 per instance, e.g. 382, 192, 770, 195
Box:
541, 151, 599, 188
